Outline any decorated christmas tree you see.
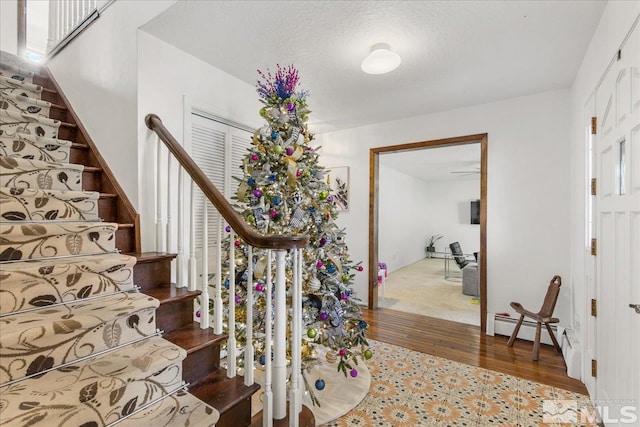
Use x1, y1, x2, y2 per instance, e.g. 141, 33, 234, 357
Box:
214, 65, 371, 401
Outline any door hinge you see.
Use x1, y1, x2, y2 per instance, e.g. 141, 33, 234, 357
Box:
591, 359, 597, 377
591, 178, 597, 196
591, 117, 597, 134
591, 238, 597, 256
591, 298, 597, 316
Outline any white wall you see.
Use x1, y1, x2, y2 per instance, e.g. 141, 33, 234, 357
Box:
46, 0, 178, 210
318, 89, 571, 326
569, 2, 639, 391
137, 31, 261, 250
1, 0, 18, 54
378, 165, 431, 272
426, 179, 480, 255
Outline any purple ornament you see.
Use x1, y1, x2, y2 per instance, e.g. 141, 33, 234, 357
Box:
225, 225, 231, 233
287, 102, 295, 111
319, 237, 327, 246
253, 189, 262, 198
350, 369, 358, 378
339, 348, 346, 357
357, 266, 364, 272
195, 310, 201, 318
307, 146, 314, 152
316, 260, 323, 268
235, 295, 242, 304
296, 169, 302, 177
256, 283, 264, 292
327, 195, 334, 202
320, 312, 328, 321
285, 147, 294, 156
269, 210, 277, 218
341, 293, 348, 300
251, 154, 259, 161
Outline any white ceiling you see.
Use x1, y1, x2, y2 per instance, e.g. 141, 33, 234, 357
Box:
379, 143, 481, 182
142, 0, 606, 133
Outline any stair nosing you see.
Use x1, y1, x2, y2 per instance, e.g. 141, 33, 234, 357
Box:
144, 285, 202, 304
163, 323, 228, 355
190, 370, 261, 414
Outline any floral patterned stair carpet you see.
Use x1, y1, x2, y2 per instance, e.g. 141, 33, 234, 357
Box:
0, 52, 218, 426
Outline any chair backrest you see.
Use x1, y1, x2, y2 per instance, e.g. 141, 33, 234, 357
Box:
449, 242, 468, 269
539, 275, 562, 317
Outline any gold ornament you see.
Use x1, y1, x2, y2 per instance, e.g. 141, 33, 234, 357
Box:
325, 350, 337, 364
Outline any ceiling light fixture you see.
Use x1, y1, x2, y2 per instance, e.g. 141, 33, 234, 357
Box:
361, 43, 401, 75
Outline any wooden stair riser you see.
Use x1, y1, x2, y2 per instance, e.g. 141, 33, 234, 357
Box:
81, 168, 101, 191
181, 343, 223, 386
40, 89, 62, 106
216, 399, 253, 427
156, 294, 198, 333
98, 194, 117, 222
115, 226, 136, 253
133, 256, 174, 290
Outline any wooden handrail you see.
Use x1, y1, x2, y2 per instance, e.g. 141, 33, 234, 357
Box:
145, 114, 309, 250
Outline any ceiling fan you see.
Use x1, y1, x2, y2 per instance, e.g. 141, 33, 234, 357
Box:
450, 167, 480, 176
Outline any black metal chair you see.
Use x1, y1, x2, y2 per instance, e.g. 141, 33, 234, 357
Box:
449, 242, 469, 269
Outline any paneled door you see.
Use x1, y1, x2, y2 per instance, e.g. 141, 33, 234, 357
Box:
594, 20, 640, 425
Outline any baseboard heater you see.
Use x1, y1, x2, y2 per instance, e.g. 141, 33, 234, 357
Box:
487, 313, 559, 346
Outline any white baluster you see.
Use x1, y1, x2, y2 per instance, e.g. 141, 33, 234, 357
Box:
188, 181, 197, 292
46, 1, 59, 53
273, 249, 287, 420
72, 0, 78, 29
244, 246, 254, 386
60, 1, 67, 39
65, 0, 71, 36
200, 202, 209, 328
289, 248, 302, 422
227, 231, 237, 377
166, 151, 172, 253
263, 250, 273, 427
213, 216, 223, 334
176, 166, 186, 288
155, 138, 164, 252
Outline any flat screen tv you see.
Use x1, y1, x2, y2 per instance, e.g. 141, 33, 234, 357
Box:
470, 200, 480, 224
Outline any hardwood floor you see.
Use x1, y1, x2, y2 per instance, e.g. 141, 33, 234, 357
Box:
362, 308, 588, 395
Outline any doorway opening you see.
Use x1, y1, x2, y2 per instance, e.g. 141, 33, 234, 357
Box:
369, 134, 488, 332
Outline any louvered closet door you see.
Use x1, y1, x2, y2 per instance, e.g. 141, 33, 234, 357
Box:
191, 114, 225, 250
229, 127, 252, 199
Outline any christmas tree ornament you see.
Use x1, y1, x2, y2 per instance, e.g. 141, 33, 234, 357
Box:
315, 378, 326, 390
255, 283, 264, 292
339, 348, 346, 357
350, 369, 358, 378
307, 328, 317, 339
273, 145, 283, 154
363, 349, 373, 360
326, 351, 337, 364
319, 190, 328, 200
357, 265, 364, 271
319, 312, 328, 321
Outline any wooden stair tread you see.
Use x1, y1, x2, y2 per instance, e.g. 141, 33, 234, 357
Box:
83, 166, 101, 172
71, 142, 89, 149
250, 405, 315, 427
129, 252, 178, 263
144, 284, 201, 304
163, 322, 227, 355
190, 369, 260, 414
99, 193, 117, 199
59, 121, 77, 128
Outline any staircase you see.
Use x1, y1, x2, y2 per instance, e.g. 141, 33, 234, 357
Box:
0, 52, 264, 426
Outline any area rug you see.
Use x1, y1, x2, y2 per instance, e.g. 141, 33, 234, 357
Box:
379, 258, 480, 326
324, 340, 594, 426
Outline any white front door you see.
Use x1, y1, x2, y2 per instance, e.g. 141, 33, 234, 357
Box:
594, 21, 640, 425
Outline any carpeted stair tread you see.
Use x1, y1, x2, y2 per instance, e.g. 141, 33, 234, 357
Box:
0, 335, 189, 427
0, 52, 41, 77
0, 291, 160, 384
0, 75, 43, 99
0, 132, 72, 162
0, 253, 137, 315
118, 389, 219, 427
0, 66, 35, 84
0, 109, 61, 139
0, 221, 118, 261
0, 187, 100, 221
1, 91, 51, 116
0, 156, 84, 190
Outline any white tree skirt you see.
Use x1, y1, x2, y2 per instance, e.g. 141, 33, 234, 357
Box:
250, 345, 371, 425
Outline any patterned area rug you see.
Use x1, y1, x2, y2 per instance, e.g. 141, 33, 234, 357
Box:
324, 340, 594, 426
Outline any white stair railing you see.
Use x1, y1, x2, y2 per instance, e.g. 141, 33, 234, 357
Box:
46, 0, 99, 55
147, 114, 308, 426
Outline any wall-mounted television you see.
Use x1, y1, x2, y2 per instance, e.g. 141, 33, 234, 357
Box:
470, 200, 480, 224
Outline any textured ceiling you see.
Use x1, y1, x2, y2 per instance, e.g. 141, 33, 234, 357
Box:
142, 1, 605, 133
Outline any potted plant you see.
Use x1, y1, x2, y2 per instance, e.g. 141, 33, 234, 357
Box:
425, 234, 443, 257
